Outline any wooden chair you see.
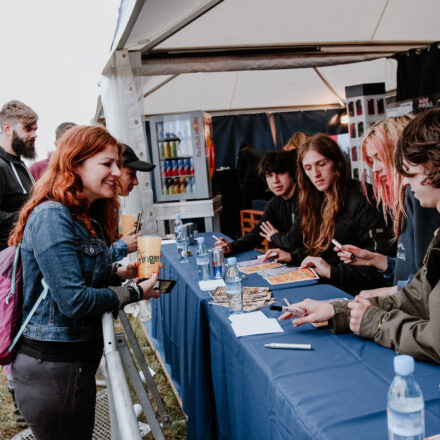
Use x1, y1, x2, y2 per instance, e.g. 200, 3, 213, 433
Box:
240, 209, 269, 253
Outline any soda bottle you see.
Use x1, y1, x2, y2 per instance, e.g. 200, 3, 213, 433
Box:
224, 257, 243, 314
176, 225, 188, 263
174, 213, 182, 230
196, 237, 210, 281
387, 355, 424, 440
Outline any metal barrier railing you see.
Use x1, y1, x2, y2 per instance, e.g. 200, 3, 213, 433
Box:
102, 312, 142, 439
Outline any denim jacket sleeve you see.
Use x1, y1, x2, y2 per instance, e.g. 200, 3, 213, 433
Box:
27, 204, 120, 318
109, 239, 128, 262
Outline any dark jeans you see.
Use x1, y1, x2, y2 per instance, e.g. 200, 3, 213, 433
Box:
13, 352, 101, 440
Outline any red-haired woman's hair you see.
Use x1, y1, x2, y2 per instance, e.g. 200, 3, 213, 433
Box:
9, 125, 122, 246
297, 134, 350, 255
360, 115, 413, 237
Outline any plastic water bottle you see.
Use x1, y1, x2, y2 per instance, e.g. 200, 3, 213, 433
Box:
224, 257, 243, 314
174, 213, 182, 232
176, 225, 188, 263
387, 355, 424, 440
196, 237, 210, 281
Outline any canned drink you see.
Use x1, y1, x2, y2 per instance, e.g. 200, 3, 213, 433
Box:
165, 160, 172, 177
164, 141, 171, 158
184, 222, 195, 244
161, 160, 167, 178
184, 158, 190, 175
189, 157, 194, 174
171, 160, 178, 176
180, 177, 186, 193
166, 178, 173, 194
173, 177, 180, 194
210, 247, 225, 279
177, 159, 184, 176
170, 141, 177, 157
156, 122, 164, 140
187, 176, 194, 193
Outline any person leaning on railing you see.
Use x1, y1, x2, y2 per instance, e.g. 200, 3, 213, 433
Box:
8, 126, 162, 440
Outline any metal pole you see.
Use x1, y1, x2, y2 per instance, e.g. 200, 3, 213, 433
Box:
102, 312, 142, 440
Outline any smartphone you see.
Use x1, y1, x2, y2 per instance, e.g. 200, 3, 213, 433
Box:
154, 279, 177, 294
135, 210, 143, 233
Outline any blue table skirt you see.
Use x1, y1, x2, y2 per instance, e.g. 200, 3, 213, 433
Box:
151, 233, 440, 440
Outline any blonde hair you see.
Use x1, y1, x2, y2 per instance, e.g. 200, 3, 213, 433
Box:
360, 115, 413, 236
283, 132, 308, 152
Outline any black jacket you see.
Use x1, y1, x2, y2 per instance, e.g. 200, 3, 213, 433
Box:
230, 190, 301, 254
0, 147, 34, 250
290, 180, 395, 295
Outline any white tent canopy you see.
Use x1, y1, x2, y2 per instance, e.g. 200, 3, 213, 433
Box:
98, 0, 440, 232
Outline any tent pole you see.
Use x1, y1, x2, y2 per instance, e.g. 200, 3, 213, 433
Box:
313, 68, 345, 108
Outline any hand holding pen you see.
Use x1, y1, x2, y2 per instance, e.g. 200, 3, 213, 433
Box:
213, 235, 232, 255
273, 299, 335, 327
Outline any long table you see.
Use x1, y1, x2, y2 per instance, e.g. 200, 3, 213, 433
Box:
150, 233, 440, 439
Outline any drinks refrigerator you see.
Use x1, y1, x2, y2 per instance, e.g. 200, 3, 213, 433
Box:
149, 111, 216, 202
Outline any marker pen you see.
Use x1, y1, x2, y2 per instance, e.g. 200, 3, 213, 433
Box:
270, 305, 307, 316
264, 343, 312, 350
331, 239, 355, 260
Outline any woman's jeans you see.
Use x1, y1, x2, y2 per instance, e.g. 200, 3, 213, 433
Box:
13, 352, 101, 440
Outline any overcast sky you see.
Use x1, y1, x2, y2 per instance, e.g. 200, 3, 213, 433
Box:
0, 0, 120, 160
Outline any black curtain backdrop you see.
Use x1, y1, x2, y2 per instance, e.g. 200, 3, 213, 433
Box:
211, 113, 275, 169
273, 109, 341, 147
394, 43, 440, 102
212, 109, 341, 168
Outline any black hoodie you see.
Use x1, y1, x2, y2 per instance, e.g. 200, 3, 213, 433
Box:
0, 146, 34, 250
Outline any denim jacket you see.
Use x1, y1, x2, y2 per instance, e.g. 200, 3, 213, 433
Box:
110, 239, 128, 262
21, 201, 120, 342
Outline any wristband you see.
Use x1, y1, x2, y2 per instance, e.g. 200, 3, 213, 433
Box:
127, 280, 143, 302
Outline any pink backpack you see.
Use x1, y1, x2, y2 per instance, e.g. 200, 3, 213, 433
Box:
0, 244, 48, 365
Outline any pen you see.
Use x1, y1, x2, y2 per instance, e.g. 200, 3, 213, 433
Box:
212, 234, 221, 242
270, 305, 307, 316
283, 298, 291, 306
264, 343, 312, 350
331, 239, 355, 260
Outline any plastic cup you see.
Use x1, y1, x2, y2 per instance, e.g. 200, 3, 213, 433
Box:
137, 236, 161, 278
121, 214, 136, 235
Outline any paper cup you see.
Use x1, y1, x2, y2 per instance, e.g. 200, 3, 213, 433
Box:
121, 214, 136, 235
137, 236, 161, 278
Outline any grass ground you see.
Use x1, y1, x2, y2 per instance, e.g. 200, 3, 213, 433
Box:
0, 315, 187, 440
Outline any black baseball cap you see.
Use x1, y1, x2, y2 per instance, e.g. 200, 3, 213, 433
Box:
122, 144, 155, 172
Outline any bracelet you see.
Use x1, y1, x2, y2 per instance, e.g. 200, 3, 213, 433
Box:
112, 262, 123, 276
127, 281, 143, 302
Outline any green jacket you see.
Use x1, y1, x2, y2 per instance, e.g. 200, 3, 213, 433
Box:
330, 229, 440, 364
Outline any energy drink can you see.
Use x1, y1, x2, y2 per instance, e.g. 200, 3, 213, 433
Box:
210, 247, 224, 279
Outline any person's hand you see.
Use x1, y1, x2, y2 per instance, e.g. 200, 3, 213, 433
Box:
139, 273, 161, 300
215, 237, 232, 255
121, 227, 142, 253
359, 285, 398, 299
262, 248, 292, 263
348, 296, 371, 334
117, 262, 138, 280
300, 256, 331, 279
259, 221, 279, 242
335, 244, 388, 271
278, 298, 335, 327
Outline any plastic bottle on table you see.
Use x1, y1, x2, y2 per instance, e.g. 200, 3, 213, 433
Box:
196, 237, 210, 281
174, 213, 182, 231
387, 355, 424, 440
176, 225, 188, 263
224, 257, 243, 314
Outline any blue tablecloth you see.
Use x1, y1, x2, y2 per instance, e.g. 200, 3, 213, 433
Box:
150, 233, 440, 440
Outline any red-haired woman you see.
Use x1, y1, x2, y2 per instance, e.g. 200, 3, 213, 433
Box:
9, 126, 160, 439
337, 116, 440, 298
266, 134, 392, 294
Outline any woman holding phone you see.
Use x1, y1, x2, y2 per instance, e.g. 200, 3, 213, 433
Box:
9, 126, 160, 439
336, 116, 440, 298
281, 108, 440, 364
266, 133, 392, 294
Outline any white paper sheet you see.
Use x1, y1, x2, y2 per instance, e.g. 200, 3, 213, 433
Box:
229, 311, 284, 337
161, 239, 176, 245
199, 279, 226, 291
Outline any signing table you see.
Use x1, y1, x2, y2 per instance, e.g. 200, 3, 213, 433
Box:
148, 233, 440, 440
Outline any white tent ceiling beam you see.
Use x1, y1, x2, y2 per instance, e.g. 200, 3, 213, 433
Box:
313, 68, 345, 108
142, 74, 179, 98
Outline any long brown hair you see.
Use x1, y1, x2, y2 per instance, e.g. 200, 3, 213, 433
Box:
9, 125, 122, 246
297, 134, 350, 255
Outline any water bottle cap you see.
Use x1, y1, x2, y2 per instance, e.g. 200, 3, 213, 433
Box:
176, 213, 181, 219
198, 237, 205, 244
394, 355, 414, 376
227, 257, 237, 265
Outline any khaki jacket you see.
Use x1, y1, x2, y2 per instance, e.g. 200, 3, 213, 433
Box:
330, 230, 440, 364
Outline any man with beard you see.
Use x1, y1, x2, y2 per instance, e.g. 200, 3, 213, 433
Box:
0, 100, 38, 250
